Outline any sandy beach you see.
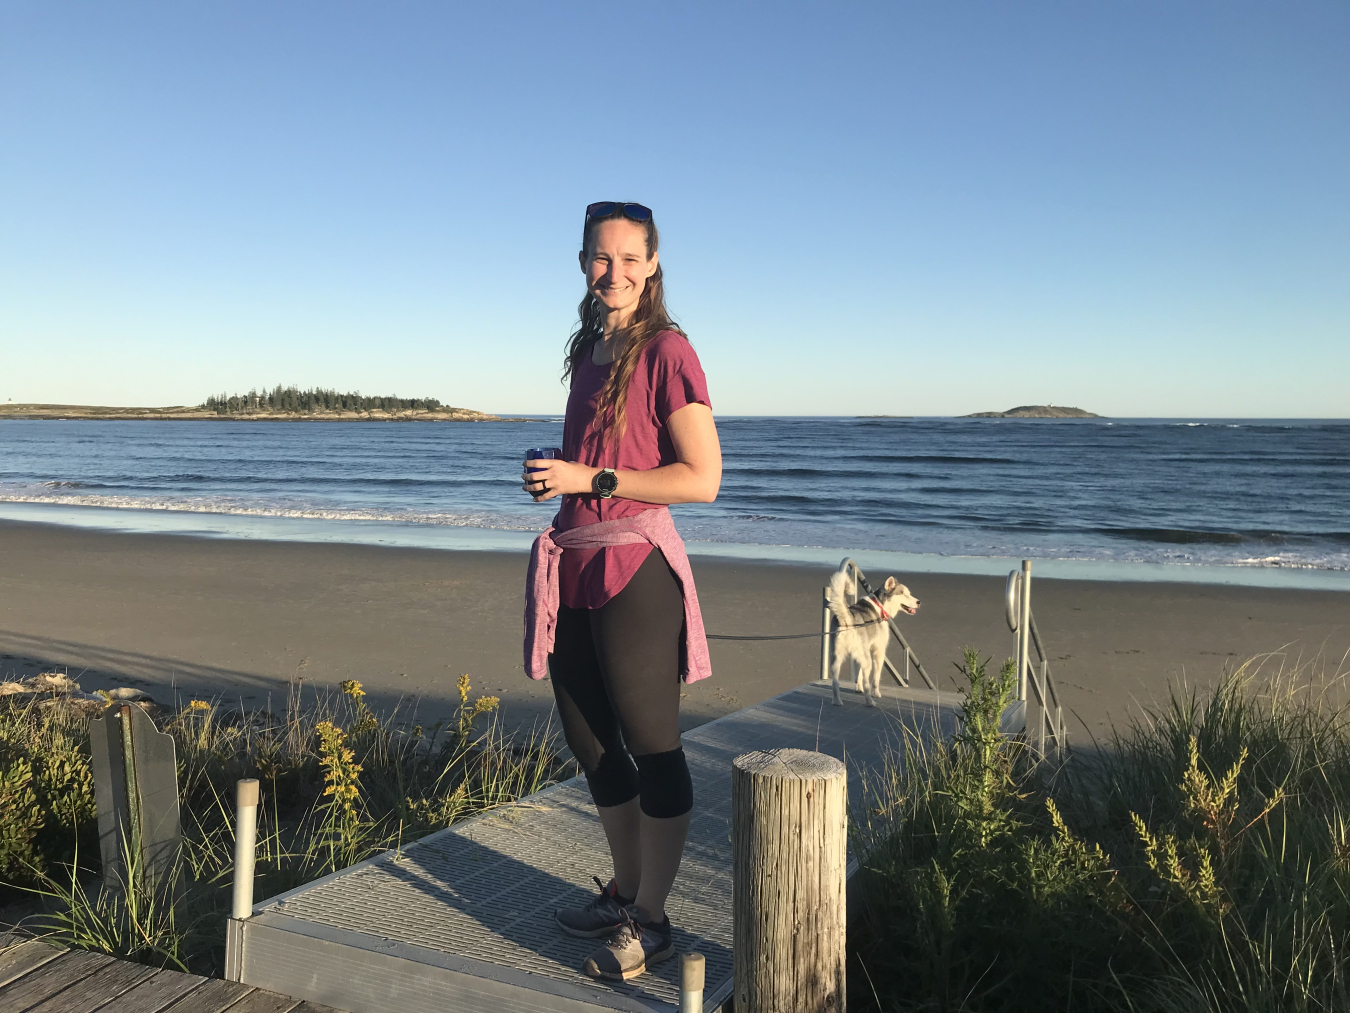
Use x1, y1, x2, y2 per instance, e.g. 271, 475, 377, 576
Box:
1, 519, 1347, 743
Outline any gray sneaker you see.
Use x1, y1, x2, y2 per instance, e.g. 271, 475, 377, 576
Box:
556, 877, 633, 938
582, 906, 675, 981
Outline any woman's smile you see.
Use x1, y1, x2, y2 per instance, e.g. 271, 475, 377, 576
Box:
581, 219, 659, 329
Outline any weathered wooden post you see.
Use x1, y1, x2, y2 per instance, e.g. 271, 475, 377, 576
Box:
733, 748, 847, 1013
88, 703, 181, 894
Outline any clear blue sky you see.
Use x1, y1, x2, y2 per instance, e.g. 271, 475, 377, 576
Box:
2, 3, 1346, 417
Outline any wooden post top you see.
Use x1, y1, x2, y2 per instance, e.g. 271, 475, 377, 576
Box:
733, 748, 845, 782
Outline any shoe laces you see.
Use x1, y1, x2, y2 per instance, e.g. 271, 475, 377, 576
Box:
605, 906, 643, 947
586, 876, 617, 912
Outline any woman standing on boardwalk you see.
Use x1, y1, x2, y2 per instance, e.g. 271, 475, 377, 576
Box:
522, 201, 721, 982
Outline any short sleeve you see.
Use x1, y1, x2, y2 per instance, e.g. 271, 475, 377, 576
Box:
650, 331, 712, 424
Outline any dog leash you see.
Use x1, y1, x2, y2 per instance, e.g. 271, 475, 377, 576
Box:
706, 615, 890, 642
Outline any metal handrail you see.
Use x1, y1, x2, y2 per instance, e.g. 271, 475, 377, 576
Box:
1005, 560, 1068, 760
820, 558, 937, 705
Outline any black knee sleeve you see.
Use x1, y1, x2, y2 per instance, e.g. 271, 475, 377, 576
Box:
584, 748, 641, 808
633, 747, 694, 818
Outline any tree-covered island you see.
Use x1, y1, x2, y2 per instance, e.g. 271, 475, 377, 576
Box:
0, 386, 513, 421
205, 385, 452, 416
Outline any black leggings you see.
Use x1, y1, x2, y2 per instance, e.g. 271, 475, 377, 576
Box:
549, 549, 694, 819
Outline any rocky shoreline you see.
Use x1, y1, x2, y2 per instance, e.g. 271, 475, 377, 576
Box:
0, 403, 524, 421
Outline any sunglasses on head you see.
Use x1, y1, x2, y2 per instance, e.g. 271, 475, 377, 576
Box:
585, 201, 652, 223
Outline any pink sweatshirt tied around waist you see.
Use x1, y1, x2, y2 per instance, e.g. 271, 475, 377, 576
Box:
524, 507, 712, 684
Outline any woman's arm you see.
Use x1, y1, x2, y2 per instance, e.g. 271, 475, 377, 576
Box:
522, 403, 721, 505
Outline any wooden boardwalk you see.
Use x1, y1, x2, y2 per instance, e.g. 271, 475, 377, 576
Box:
0, 934, 346, 1013
227, 680, 957, 1013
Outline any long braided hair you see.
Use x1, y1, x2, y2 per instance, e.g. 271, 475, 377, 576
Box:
562, 210, 682, 441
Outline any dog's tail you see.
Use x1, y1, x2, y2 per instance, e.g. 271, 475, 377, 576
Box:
825, 569, 857, 630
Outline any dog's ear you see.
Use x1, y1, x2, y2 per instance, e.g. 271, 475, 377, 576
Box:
883, 576, 897, 591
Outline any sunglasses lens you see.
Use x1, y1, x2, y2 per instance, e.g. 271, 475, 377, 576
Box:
586, 202, 617, 219
622, 203, 652, 222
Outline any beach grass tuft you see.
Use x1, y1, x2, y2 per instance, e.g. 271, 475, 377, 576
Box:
851, 649, 1350, 1012
0, 675, 572, 975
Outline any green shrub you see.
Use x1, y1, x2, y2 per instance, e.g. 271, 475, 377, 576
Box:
851, 651, 1350, 1013
4, 676, 570, 975
0, 757, 44, 880
0, 700, 98, 883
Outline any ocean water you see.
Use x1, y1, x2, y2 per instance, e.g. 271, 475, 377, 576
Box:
1, 417, 1347, 587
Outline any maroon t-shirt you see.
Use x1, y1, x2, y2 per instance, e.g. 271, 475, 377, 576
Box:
556, 329, 712, 609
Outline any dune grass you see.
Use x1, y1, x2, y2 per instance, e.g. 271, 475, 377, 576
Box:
0, 676, 572, 975
9, 649, 1349, 1002
851, 648, 1350, 1013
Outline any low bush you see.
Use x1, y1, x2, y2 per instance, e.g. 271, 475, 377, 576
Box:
851, 650, 1350, 1013
0, 697, 97, 883
1, 675, 571, 974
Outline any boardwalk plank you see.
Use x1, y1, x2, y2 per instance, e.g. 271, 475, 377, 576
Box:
219, 989, 301, 1013
159, 979, 254, 1013
0, 950, 115, 1012
0, 940, 64, 989
289, 1003, 344, 1013
88, 968, 209, 1013
23, 956, 156, 1013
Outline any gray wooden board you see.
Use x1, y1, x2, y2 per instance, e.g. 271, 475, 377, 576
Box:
0, 942, 64, 990
97, 969, 209, 1013
216, 990, 299, 1013
22, 956, 156, 1013
88, 704, 181, 892
160, 980, 256, 1013
0, 950, 115, 1012
233, 682, 957, 1013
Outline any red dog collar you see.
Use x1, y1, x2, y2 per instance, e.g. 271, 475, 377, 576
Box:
866, 594, 890, 620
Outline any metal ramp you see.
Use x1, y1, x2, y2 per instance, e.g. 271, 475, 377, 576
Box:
226, 681, 958, 1013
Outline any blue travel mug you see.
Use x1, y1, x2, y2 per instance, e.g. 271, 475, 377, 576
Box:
526, 447, 562, 499
525, 447, 563, 473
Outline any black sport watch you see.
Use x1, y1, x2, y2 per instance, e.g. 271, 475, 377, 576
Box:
593, 468, 618, 498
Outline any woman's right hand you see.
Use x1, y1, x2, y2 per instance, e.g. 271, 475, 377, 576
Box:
521, 458, 598, 502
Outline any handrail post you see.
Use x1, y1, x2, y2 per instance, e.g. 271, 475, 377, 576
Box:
1038, 661, 1048, 756
1017, 560, 1031, 703
822, 586, 841, 706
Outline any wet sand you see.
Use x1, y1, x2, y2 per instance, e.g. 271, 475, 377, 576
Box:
1, 519, 1347, 742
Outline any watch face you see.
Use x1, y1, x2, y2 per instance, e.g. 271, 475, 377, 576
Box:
597, 470, 618, 494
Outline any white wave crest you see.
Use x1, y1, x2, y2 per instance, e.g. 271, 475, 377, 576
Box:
0, 489, 548, 532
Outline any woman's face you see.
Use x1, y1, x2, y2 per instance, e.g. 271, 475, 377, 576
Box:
579, 219, 658, 321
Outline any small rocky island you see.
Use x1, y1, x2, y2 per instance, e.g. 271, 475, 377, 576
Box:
964, 405, 1101, 419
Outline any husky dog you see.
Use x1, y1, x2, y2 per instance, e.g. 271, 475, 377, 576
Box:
826, 569, 920, 706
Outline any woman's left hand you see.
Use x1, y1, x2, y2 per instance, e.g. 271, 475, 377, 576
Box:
521, 458, 596, 502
